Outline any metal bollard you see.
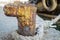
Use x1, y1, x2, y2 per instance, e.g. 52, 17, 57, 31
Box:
3, 2, 37, 36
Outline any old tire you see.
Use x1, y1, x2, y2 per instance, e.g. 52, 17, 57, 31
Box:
42, 0, 57, 11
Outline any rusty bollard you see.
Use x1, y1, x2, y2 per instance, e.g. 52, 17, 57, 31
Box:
3, 3, 37, 36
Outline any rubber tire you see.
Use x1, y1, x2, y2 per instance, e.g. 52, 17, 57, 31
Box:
42, 0, 57, 11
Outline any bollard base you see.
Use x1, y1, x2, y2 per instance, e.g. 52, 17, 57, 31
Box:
10, 31, 43, 40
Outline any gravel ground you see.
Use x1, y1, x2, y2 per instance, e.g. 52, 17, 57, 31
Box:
0, 28, 60, 40
43, 28, 60, 40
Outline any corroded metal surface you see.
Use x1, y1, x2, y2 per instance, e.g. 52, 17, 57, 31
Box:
3, 2, 37, 36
